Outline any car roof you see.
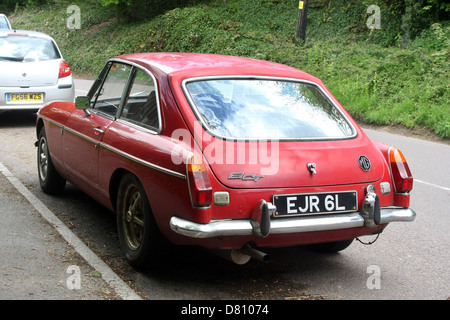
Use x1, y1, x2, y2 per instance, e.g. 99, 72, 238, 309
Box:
0, 29, 55, 41
115, 52, 318, 82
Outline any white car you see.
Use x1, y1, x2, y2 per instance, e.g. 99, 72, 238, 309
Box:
0, 14, 11, 29
0, 30, 74, 110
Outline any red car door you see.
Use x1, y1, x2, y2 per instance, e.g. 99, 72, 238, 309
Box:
63, 110, 114, 191
62, 62, 132, 193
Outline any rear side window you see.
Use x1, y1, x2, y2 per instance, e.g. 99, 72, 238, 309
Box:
120, 68, 159, 130
0, 36, 60, 62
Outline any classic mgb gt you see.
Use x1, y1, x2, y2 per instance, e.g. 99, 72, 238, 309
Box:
36, 53, 416, 268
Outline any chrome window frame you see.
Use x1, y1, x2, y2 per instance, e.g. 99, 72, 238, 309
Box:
89, 59, 162, 134
181, 76, 357, 142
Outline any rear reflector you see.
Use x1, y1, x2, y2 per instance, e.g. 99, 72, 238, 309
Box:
389, 147, 413, 193
59, 60, 72, 79
187, 154, 212, 208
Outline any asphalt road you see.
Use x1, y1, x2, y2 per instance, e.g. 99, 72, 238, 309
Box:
0, 78, 448, 300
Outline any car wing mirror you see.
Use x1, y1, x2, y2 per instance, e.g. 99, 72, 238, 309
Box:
75, 96, 91, 116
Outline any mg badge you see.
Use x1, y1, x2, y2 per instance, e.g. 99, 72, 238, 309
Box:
358, 155, 371, 172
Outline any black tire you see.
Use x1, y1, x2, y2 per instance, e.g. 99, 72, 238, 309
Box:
308, 239, 354, 253
116, 173, 168, 270
37, 127, 66, 195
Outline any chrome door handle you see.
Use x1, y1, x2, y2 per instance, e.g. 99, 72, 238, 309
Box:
94, 128, 104, 135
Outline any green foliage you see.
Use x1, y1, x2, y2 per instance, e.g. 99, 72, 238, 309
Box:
100, 0, 198, 20
324, 40, 449, 138
0, 0, 52, 13
360, 0, 449, 43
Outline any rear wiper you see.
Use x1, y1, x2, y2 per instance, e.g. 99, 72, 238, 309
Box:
0, 56, 24, 62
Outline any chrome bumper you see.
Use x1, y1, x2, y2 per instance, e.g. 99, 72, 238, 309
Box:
169, 207, 416, 239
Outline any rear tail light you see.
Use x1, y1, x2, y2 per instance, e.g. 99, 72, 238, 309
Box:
389, 147, 413, 193
59, 60, 72, 78
187, 154, 212, 208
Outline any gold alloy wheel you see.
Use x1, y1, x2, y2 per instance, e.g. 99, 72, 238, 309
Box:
121, 183, 145, 251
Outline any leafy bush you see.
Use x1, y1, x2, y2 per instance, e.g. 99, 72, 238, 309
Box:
359, 0, 449, 43
0, 0, 49, 13
100, 0, 198, 20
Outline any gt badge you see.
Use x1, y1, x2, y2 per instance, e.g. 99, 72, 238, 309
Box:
358, 155, 371, 172
229, 172, 264, 182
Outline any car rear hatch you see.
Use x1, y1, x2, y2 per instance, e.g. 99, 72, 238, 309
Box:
179, 77, 385, 189
0, 59, 60, 87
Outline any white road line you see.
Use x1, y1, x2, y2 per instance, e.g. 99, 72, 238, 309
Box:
414, 179, 450, 192
0, 162, 142, 300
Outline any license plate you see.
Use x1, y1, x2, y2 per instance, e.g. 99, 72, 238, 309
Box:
273, 191, 358, 217
6, 93, 43, 103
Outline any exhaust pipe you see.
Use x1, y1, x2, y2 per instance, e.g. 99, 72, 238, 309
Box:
210, 244, 270, 265
241, 245, 270, 263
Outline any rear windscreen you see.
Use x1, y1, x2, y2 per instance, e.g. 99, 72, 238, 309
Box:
185, 78, 355, 140
0, 36, 61, 62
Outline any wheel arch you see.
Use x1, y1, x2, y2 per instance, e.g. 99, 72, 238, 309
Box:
36, 117, 45, 138
109, 168, 155, 215
109, 168, 128, 214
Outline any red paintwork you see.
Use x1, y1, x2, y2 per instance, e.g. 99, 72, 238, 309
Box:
37, 53, 412, 249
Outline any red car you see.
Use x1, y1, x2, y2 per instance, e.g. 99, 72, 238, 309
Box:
36, 53, 416, 268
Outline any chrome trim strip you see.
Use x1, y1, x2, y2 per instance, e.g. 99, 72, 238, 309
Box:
39, 115, 63, 129
169, 208, 416, 239
64, 126, 100, 146
101, 143, 186, 180
39, 115, 186, 180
